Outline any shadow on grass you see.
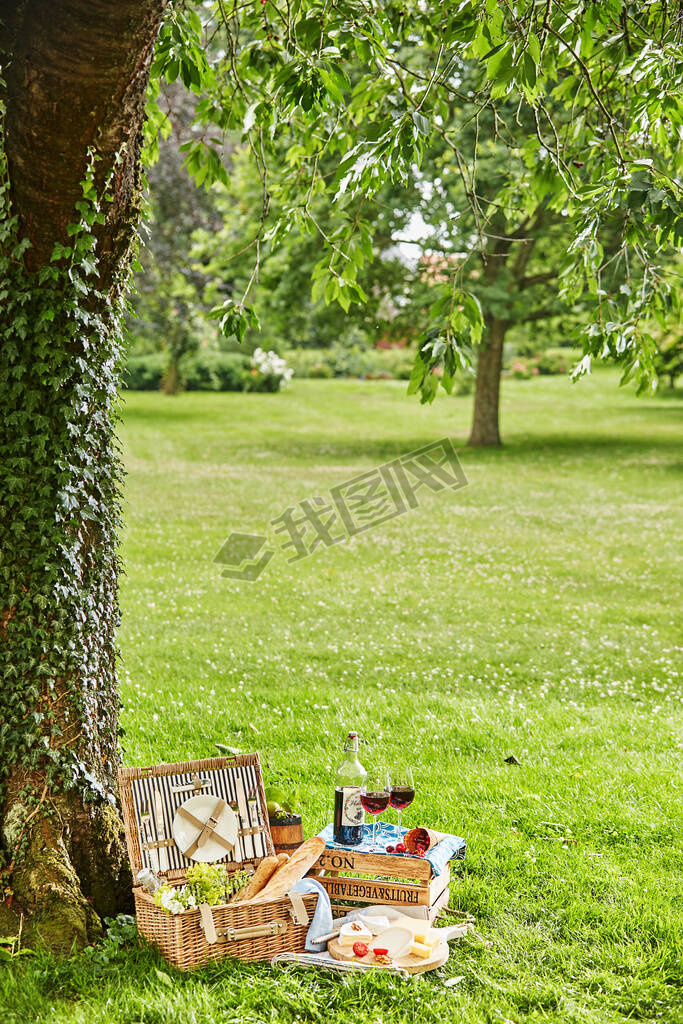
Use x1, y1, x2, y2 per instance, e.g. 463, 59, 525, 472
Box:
234, 434, 683, 473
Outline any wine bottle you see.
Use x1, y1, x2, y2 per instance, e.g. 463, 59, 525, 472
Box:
333, 730, 366, 845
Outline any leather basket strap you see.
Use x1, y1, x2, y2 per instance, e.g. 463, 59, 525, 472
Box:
199, 903, 218, 945
181, 798, 232, 857
196, 797, 226, 850
287, 890, 310, 926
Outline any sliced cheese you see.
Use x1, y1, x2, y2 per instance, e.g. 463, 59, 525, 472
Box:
414, 930, 441, 949
409, 939, 431, 959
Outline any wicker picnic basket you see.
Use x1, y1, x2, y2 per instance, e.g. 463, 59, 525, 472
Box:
118, 754, 317, 970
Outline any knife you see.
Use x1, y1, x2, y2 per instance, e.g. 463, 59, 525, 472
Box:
234, 776, 250, 862
154, 789, 169, 872
248, 786, 266, 859
311, 905, 429, 945
171, 775, 212, 794
140, 800, 158, 873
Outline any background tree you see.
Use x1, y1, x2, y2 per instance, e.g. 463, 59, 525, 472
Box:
192, 145, 422, 353
393, 82, 636, 445
2, 1, 682, 947
166, 7, 683, 441
652, 327, 683, 389
130, 84, 230, 392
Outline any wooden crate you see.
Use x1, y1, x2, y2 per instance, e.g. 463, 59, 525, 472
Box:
309, 846, 451, 922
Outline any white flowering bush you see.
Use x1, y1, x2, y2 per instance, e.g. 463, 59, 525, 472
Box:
248, 348, 294, 392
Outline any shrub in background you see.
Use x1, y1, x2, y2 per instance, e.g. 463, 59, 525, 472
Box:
509, 360, 534, 380
308, 361, 335, 379
504, 348, 576, 378
282, 345, 416, 380
124, 353, 167, 391
123, 351, 250, 392
124, 345, 478, 391
181, 351, 250, 391
533, 350, 569, 375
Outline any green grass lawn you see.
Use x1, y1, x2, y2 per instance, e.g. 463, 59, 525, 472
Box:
2, 373, 682, 1023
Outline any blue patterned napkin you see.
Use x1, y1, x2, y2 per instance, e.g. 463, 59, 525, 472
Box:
317, 823, 466, 877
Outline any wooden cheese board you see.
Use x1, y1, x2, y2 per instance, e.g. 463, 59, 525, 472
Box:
327, 912, 459, 975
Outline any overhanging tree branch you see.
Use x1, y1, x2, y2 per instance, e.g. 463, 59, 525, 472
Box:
523, 306, 561, 322
520, 271, 558, 289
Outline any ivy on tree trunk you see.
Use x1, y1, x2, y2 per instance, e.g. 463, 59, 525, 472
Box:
0, 0, 167, 949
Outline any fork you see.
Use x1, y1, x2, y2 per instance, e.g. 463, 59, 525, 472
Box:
140, 801, 159, 872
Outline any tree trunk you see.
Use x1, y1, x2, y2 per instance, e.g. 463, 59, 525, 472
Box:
468, 317, 507, 447
162, 357, 183, 395
0, 0, 167, 950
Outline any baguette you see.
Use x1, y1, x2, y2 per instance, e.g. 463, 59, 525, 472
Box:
231, 854, 283, 902
251, 837, 325, 901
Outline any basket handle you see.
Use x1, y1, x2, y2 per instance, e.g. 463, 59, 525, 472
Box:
198, 904, 288, 945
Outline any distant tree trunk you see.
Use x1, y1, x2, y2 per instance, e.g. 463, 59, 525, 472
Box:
0, 0, 167, 950
468, 316, 508, 447
163, 358, 183, 395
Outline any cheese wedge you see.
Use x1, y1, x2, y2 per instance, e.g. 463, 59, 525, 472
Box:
339, 921, 371, 947
414, 930, 441, 949
371, 926, 412, 958
360, 913, 390, 934
409, 939, 431, 959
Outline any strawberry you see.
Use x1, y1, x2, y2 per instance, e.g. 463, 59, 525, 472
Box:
395, 842, 407, 853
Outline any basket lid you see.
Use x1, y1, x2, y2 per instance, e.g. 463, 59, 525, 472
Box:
117, 754, 274, 880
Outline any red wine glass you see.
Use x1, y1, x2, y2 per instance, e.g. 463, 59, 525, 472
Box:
360, 771, 390, 852
389, 768, 414, 832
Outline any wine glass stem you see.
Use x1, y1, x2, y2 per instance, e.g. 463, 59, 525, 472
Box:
372, 816, 377, 848
397, 808, 402, 831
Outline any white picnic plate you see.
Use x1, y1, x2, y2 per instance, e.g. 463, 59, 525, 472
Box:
172, 794, 238, 862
